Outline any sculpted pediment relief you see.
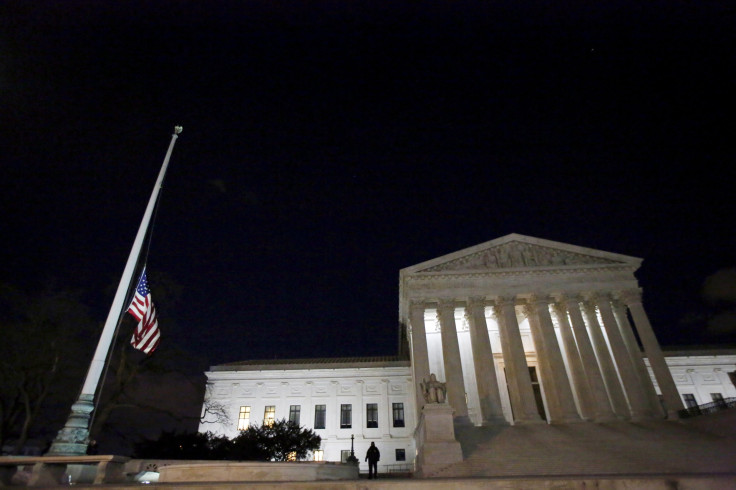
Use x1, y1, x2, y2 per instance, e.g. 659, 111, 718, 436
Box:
417, 240, 624, 273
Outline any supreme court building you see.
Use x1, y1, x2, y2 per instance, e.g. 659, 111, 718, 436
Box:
200, 234, 736, 474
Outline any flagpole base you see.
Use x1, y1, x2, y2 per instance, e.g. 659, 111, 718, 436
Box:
46, 394, 95, 456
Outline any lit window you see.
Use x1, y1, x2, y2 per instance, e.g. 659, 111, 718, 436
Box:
289, 405, 301, 425
340, 404, 352, 429
366, 403, 378, 428
264, 405, 276, 427
287, 451, 297, 461
392, 403, 405, 428
313, 450, 324, 461
237, 406, 251, 430
341, 449, 351, 462
314, 405, 326, 429
395, 448, 406, 461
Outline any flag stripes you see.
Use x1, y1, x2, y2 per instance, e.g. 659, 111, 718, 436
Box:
127, 267, 160, 354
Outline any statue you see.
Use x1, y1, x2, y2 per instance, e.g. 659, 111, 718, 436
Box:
420, 373, 447, 403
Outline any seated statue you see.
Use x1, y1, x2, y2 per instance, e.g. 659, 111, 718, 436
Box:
420, 373, 446, 403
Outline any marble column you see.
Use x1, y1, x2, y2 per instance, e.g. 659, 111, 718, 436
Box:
355, 379, 365, 435
280, 382, 289, 422
552, 302, 595, 420
620, 289, 684, 418
493, 297, 542, 423
527, 295, 581, 422
409, 301, 431, 416
465, 297, 507, 425
437, 300, 469, 419
612, 299, 665, 417
380, 379, 390, 438
582, 297, 630, 418
305, 381, 314, 434
562, 296, 617, 421
523, 304, 556, 421
597, 295, 653, 419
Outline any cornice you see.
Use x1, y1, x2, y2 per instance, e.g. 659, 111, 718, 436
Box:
205, 365, 413, 379
405, 265, 638, 281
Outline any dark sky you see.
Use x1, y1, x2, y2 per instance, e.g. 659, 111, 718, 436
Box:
2, 0, 735, 370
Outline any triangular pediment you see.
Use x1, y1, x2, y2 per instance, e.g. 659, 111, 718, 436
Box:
404, 234, 641, 275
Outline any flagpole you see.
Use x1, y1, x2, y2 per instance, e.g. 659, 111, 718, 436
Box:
48, 126, 183, 456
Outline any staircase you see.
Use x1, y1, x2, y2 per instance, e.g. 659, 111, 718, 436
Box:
427, 415, 736, 478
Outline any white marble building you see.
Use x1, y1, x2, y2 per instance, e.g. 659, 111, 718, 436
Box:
200, 357, 415, 473
648, 350, 736, 409
199, 234, 736, 471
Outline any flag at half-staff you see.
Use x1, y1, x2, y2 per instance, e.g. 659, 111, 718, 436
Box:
128, 267, 160, 354
47, 126, 181, 456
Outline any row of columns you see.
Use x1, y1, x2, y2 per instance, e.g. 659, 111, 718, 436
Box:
409, 289, 684, 425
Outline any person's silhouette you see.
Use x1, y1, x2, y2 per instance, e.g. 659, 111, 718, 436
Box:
365, 441, 380, 479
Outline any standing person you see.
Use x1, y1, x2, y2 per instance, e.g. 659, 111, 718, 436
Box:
365, 441, 380, 479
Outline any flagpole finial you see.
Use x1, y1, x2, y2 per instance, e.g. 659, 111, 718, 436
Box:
174, 126, 183, 135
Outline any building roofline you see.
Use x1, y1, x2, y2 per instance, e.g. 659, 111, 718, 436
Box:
661, 345, 736, 357
210, 355, 411, 372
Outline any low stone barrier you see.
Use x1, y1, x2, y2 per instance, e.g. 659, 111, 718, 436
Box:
158, 461, 359, 482
0, 455, 129, 486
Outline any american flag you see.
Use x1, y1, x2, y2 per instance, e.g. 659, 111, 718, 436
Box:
127, 267, 160, 354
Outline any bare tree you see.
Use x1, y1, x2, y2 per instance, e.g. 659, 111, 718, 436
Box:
88, 337, 205, 451
0, 284, 94, 453
88, 271, 207, 452
200, 384, 232, 427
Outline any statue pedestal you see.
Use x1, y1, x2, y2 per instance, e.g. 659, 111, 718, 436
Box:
414, 403, 463, 478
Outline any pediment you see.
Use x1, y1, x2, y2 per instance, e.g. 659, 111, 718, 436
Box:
405, 234, 640, 275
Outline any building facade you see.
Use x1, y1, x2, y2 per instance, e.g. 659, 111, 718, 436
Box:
200, 357, 415, 473
199, 234, 736, 472
649, 350, 736, 409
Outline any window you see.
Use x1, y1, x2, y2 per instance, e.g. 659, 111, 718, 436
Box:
366, 403, 378, 428
237, 406, 251, 430
341, 450, 351, 463
314, 405, 326, 429
395, 448, 406, 461
340, 404, 352, 429
392, 402, 405, 428
289, 405, 301, 425
264, 405, 276, 427
683, 394, 698, 408
313, 450, 324, 461
711, 393, 726, 407
287, 451, 297, 461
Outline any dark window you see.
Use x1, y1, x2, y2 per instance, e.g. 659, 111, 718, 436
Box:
529, 366, 547, 421
711, 393, 726, 407
395, 448, 406, 461
366, 403, 378, 428
289, 405, 301, 425
314, 405, 326, 429
392, 402, 405, 428
683, 394, 697, 408
528, 366, 539, 383
340, 404, 352, 429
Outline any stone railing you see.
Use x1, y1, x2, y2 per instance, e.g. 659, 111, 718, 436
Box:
678, 397, 736, 418
383, 463, 413, 473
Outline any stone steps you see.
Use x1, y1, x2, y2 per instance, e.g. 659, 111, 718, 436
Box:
430, 417, 736, 478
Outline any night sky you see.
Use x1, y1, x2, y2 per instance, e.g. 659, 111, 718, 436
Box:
2, 0, 735, 372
